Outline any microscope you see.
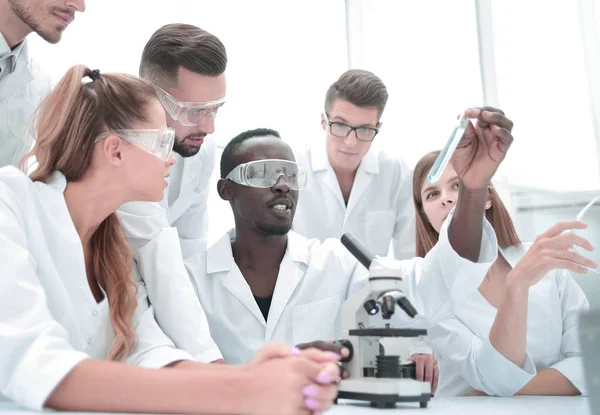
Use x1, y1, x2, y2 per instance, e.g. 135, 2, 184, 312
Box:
334, 233, 431, 409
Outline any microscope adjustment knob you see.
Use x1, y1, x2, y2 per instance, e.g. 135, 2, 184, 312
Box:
333, 339, 354, 363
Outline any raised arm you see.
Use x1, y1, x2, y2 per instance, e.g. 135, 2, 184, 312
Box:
447, 107, 513, 261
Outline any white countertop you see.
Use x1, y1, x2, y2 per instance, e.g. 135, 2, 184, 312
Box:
0, 396, 591, 415
332, 396, 590, 414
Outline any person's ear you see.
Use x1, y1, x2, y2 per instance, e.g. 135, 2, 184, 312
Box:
102, 135, 125, 167
321, 113, 327, 131
217, 178, 234, 201
485, 199, 492, 210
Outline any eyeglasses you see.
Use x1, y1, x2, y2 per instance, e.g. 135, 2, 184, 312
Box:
324, 112, 379, 142
154, 86, 226, 127
95, 128, 175, 161
226, 159, 308, 190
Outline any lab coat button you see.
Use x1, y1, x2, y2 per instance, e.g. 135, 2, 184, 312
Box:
93, 310, 98, 317
87, 338, 92, 345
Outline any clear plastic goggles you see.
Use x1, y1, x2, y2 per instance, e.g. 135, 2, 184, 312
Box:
95, 128, 175, 161
155, 86, 226, 126
226, 159, 308, 190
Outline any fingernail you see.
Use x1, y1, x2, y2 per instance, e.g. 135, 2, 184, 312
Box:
290, 346, 302, 356
317, 370, 333, 383
305, 398, 320, 410
482, 110, 492, 117
341, 347, 350, 357
302, 385, 317, 398
325, 351, 342, 360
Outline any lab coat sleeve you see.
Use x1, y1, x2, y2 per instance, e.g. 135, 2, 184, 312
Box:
548, 270, 590, 395
133, 227, 223, 363
391, 163, 416, 260
348, 209, 498, 328
171, 140, 215, 259
404, 209, 497, 327
407, 338, 434, 356
425, 318, 537, 396
0, 191, 89, 410
126, 264, 195, 368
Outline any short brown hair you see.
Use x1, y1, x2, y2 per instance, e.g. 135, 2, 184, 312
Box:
139, 23, 227, 86
324, 69, 388, 118
412, 150, 521, 257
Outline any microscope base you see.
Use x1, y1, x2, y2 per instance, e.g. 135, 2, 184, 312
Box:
338, 378, 431, 409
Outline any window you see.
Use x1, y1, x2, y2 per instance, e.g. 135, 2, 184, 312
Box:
347, 0, 483, 167
491, 0, 600, 192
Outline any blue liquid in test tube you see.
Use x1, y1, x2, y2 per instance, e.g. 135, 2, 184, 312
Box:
427, 114, 470, 184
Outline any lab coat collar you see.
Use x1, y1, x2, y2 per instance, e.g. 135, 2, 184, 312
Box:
46, 170, 68, 192
0, 37, 33, 100
308, 141, 380, 214
0, 32, 11, 57
309, 140, 380, 175
499, 243, 530, 268
11, 38, 28, 72
207, 229, 310, 335
206, 229, 310, 274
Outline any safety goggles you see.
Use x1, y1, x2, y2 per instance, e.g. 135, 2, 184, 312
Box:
95, 128, 175, 161
155, 86, 226, 126
226, 159, 308, 190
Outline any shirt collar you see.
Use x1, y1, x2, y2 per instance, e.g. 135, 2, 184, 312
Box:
206, 229, 310, 273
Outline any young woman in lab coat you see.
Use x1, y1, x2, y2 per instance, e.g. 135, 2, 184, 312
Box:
412, 150, 595, 397
0, 65, 341, 415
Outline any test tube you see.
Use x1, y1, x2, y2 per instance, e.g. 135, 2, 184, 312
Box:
427, 114, 470, 184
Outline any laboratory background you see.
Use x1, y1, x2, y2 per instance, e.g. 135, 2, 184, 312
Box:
28, 0, 600, 306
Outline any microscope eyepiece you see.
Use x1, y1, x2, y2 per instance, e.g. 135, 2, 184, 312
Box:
397, 296, 418, 318
380, 295, 396, 319
364, 299, 379, 316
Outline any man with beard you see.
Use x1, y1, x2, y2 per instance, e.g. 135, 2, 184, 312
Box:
0, 0, 85, 167
184, 114, 513, 367
117, 23, 227, 363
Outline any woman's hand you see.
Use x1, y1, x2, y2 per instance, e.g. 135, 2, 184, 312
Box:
507, 221, 597, 290
244, 343, 341, 415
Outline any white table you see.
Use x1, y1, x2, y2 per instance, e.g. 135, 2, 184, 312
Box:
0, 397, 591, 415
332, 396, 591, 414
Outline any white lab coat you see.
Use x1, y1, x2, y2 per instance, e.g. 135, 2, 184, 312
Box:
0, 167, 193, 410
0, 37, 52, 167
426, 244, 590, 397
185, 213, 498, 365
292, 141, 416, 260
117, 138, 222, 363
